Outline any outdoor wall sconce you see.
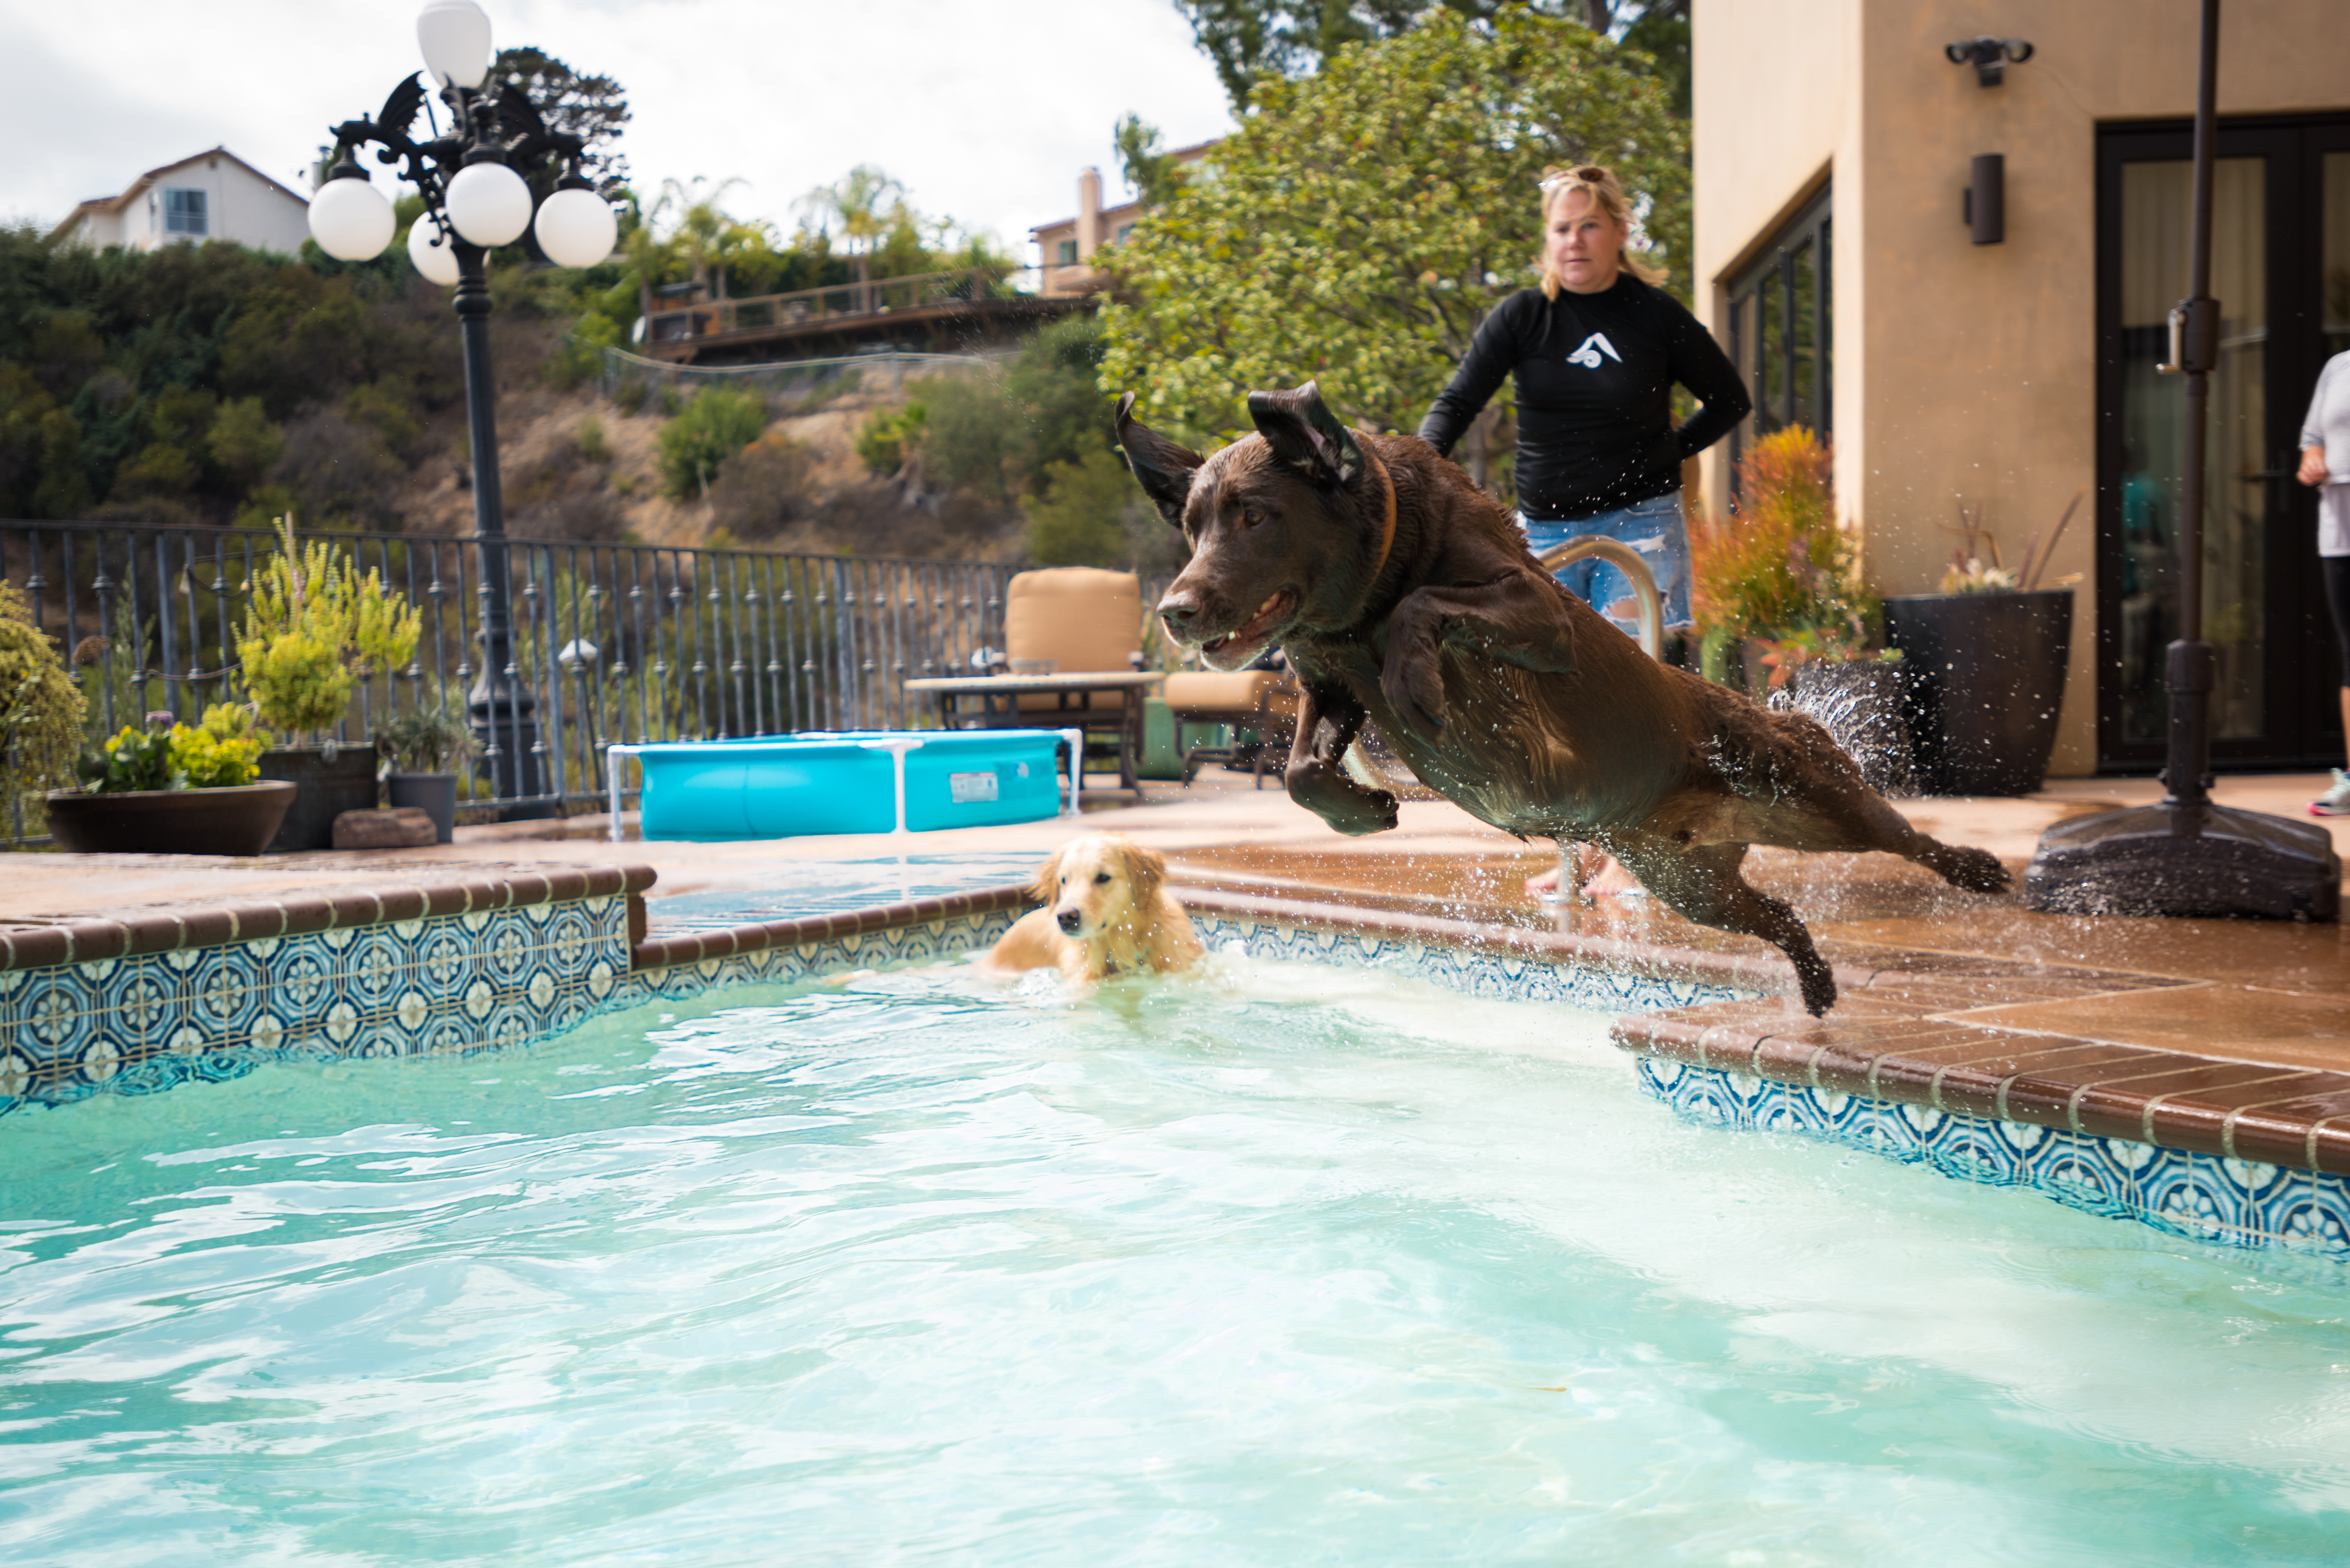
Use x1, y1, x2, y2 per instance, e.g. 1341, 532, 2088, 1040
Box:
1946, 36, 2033, 87
1962, 154, 2005, 245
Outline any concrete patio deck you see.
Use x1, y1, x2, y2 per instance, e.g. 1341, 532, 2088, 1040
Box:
5, 766, 2342, 1026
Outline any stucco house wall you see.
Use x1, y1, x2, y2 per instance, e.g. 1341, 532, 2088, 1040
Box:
1694, 0, 2350, 775
51, 148, 311, 257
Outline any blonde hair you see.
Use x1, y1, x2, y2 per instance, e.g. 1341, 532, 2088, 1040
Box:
1538, 164, 1667, 296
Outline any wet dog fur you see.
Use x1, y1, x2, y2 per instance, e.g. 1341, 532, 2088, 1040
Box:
982, 833, 1204, 983
1117, 382, 2010, 1015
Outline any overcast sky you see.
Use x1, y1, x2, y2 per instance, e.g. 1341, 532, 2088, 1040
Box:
1, 0, 1235, 261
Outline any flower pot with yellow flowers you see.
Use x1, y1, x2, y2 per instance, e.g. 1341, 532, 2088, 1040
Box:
46, 704, 294, 856
236, 516, 422, 851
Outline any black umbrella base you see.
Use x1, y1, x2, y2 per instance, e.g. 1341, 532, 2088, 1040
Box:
2021, 802, 2341, 920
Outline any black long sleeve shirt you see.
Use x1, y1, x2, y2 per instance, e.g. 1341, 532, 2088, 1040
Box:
1417, 278, 1752, 522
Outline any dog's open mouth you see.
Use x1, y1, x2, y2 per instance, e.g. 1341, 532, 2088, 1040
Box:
1201, 590, 1297, 664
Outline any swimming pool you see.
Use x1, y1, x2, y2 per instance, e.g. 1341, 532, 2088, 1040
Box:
5, 957, 2348, 1564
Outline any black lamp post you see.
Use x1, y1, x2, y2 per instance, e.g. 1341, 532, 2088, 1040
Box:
2020, 0, 2339, 920
306, 0, 617, 817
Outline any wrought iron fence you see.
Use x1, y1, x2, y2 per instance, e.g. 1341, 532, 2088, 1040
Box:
2, 517, 1021, 843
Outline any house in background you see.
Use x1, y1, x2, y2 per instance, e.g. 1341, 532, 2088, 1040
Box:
49, 147, 311, 256
1694, 1, 2350, 778
1029, 142, 1215, 298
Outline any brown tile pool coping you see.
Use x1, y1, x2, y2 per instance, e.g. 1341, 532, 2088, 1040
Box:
9, 859, 2348, 1180
0, 865, 660, 974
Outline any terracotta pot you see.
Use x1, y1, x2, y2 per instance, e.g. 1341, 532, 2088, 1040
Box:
386, 772, 457, 843
44, 781, 297, 856
258, 747, 379, 851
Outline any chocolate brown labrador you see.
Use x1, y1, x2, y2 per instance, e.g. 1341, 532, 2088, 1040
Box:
1117, 382, 2009, 1015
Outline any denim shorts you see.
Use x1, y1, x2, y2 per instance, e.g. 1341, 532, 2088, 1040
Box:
1518, 492, 1692, 639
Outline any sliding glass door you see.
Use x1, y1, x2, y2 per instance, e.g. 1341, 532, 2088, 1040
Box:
2097, 117, 2350, 771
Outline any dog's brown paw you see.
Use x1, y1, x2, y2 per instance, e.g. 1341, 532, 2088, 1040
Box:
1938, 845, 2012, 896
1321, 787, 1400, 837
1796, 966, 1838, 1017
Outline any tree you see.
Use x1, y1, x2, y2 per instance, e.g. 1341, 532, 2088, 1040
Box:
1170, 0, 1686, 109
795, 166, 907, 311
492, 48, 632, 189
1113, 116, 1190, 210
1099, 9, 1687, 464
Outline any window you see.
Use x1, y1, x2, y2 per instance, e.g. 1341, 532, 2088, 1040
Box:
163, 188, 208, 237
1725, 184, 1831, 482
1113, 223, 1134, 244
1055, 239, 1077, 266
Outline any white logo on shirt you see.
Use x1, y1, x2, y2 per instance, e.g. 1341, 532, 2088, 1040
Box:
1566, 331, 1623, 370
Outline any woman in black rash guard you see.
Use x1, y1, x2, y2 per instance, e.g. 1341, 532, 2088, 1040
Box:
1419, 163, 1749, 639
1419, 163, 1750, 896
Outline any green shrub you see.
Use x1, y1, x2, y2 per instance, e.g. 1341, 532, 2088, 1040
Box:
80, 723, 181, 793
854, 400, 928, 477
1023, 448, 1148, 567
376, 682, 476, 774
0, 580, 86, 801
655, 388, 766, 498
236, 515, 422, 741
171, 704, 266, 787
576, 414, 611, 463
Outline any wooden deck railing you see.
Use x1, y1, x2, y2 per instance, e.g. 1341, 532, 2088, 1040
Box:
642, 265, 1108, 344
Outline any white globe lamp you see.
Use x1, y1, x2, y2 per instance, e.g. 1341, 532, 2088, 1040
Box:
444, 161, 533, 248
408, 216, 462, 286
308, 175, 396, 261
416, 0, 493, 89
533, 186, 618, 269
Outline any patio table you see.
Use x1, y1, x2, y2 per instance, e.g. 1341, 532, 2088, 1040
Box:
904, 671, 1165, 802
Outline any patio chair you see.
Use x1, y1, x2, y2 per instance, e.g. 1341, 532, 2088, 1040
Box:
1160, 666, 1299, 787
1002, 566, 1147, 792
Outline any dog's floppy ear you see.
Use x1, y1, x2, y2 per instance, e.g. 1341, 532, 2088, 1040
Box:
1246, 381, 1364, 491
1030, 844, 1065, 908
1118, 838, 1167, 911
1115, 392, 1204, 529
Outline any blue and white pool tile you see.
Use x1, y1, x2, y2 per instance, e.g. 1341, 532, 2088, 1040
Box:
1639, 1056, 2350, 1259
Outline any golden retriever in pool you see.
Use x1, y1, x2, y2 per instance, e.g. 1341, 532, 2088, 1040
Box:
982, 833, 1203, 983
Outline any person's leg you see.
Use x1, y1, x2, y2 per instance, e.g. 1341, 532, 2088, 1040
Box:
1586, 493, 1691, 639
2315, 556, 2350, 816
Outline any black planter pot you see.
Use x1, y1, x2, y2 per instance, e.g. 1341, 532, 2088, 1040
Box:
386, 772, 458, 844
1884, 591, 2073, 796
1779, 660, 1913, 796
44, 781, 298, 856
258, 746, 379, 851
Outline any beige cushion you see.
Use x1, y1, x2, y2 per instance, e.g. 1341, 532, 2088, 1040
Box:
1163, 670, 1280, 712
1005, 568, 1141, 712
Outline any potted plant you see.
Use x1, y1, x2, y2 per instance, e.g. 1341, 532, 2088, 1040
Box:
377, 683, 475, 844
0, 581, 88, 838
46, 705, 295, 856
237, 514, 422, 850
1690, 428, 1911, 793
1882, 493, 2082, 796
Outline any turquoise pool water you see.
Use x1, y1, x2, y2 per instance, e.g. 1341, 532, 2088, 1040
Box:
5, 957, 2350, 1565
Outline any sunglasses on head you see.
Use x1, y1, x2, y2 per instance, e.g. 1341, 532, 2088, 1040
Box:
1539, 166, 1610, 191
